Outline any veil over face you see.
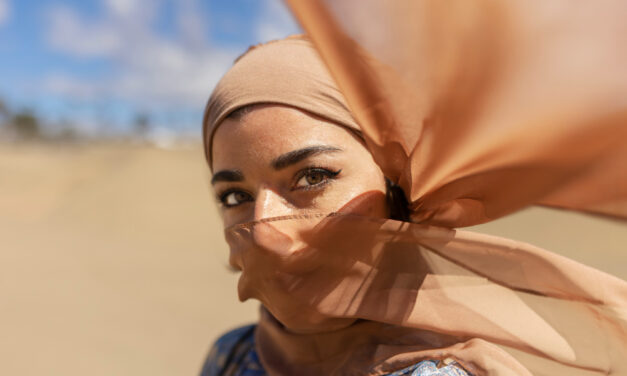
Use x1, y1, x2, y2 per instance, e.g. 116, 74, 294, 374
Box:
203, 4, 627, 372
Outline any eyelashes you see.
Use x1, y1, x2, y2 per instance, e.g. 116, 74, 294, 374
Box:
216, 166, 342, 208
292, 167, 341, 191
218, 189, 253, 208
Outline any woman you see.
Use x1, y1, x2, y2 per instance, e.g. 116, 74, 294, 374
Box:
202, 36, 473, 376
199, 33, 626, 376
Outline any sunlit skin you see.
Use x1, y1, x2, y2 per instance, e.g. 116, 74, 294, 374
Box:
211, 104, 388, 230
210, 104, 390, 331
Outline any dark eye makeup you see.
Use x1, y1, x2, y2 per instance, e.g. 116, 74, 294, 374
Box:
292, 167, 341, 191
216, 166, 342, 208
217, 189, 254, 208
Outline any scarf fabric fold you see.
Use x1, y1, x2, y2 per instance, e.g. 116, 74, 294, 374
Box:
285, 0, 627, 227
227, 215, 627, 375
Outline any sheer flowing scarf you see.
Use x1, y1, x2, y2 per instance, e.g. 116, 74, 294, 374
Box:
286, 0, 627, 227
204, 1, 627, 373
233, 214, 627, 375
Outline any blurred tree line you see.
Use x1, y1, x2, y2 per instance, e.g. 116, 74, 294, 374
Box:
0, 98, 42, 140
0, 96, 153, 142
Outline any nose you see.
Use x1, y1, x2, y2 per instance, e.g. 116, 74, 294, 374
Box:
250, 186, 299, 255
254, 186, 294, 221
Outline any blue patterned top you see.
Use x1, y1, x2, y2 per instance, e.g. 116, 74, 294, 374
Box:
200, 325, 471, 376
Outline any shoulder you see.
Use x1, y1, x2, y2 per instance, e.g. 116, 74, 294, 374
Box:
200, 324, 265, 376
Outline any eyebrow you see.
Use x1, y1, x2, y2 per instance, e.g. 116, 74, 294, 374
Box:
211, 169, 244, 185
271, 145, 342, 170
211, 145, 343, 185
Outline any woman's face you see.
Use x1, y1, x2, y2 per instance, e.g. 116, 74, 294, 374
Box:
211, 105, 388, 228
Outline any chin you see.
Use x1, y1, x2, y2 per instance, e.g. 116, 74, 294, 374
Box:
269, 306, 358, 334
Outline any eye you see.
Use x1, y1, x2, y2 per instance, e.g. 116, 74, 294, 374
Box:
293, 168, 341, 190
219, 190, 253, 208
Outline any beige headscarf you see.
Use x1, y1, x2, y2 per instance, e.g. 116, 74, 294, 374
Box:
204, 2, 627, 374
203, 35, 359, 168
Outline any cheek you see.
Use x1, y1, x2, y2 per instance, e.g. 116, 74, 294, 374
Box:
219, 203, 254, 228
346, 182, 388, 217
320, 166, 388, 218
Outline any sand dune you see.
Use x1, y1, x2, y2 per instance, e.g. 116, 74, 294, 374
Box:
1, 142, 624, 375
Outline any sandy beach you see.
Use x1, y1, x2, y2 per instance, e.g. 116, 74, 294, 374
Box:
1, 142, 624, 375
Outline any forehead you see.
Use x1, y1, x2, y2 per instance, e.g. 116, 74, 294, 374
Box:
211, 105, 361, 170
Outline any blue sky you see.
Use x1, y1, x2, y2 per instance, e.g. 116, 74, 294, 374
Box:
0, 0, 300, 136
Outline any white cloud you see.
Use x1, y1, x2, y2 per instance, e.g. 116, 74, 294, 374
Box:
176, 0, 208, 48
43, 0, 301, 121
255, 0, 301, 42
105, 0, 138, 18
44, 0, 238, 111
43, 74, 100, 99
0, 0, 10, 26
48, 6, 122, 57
